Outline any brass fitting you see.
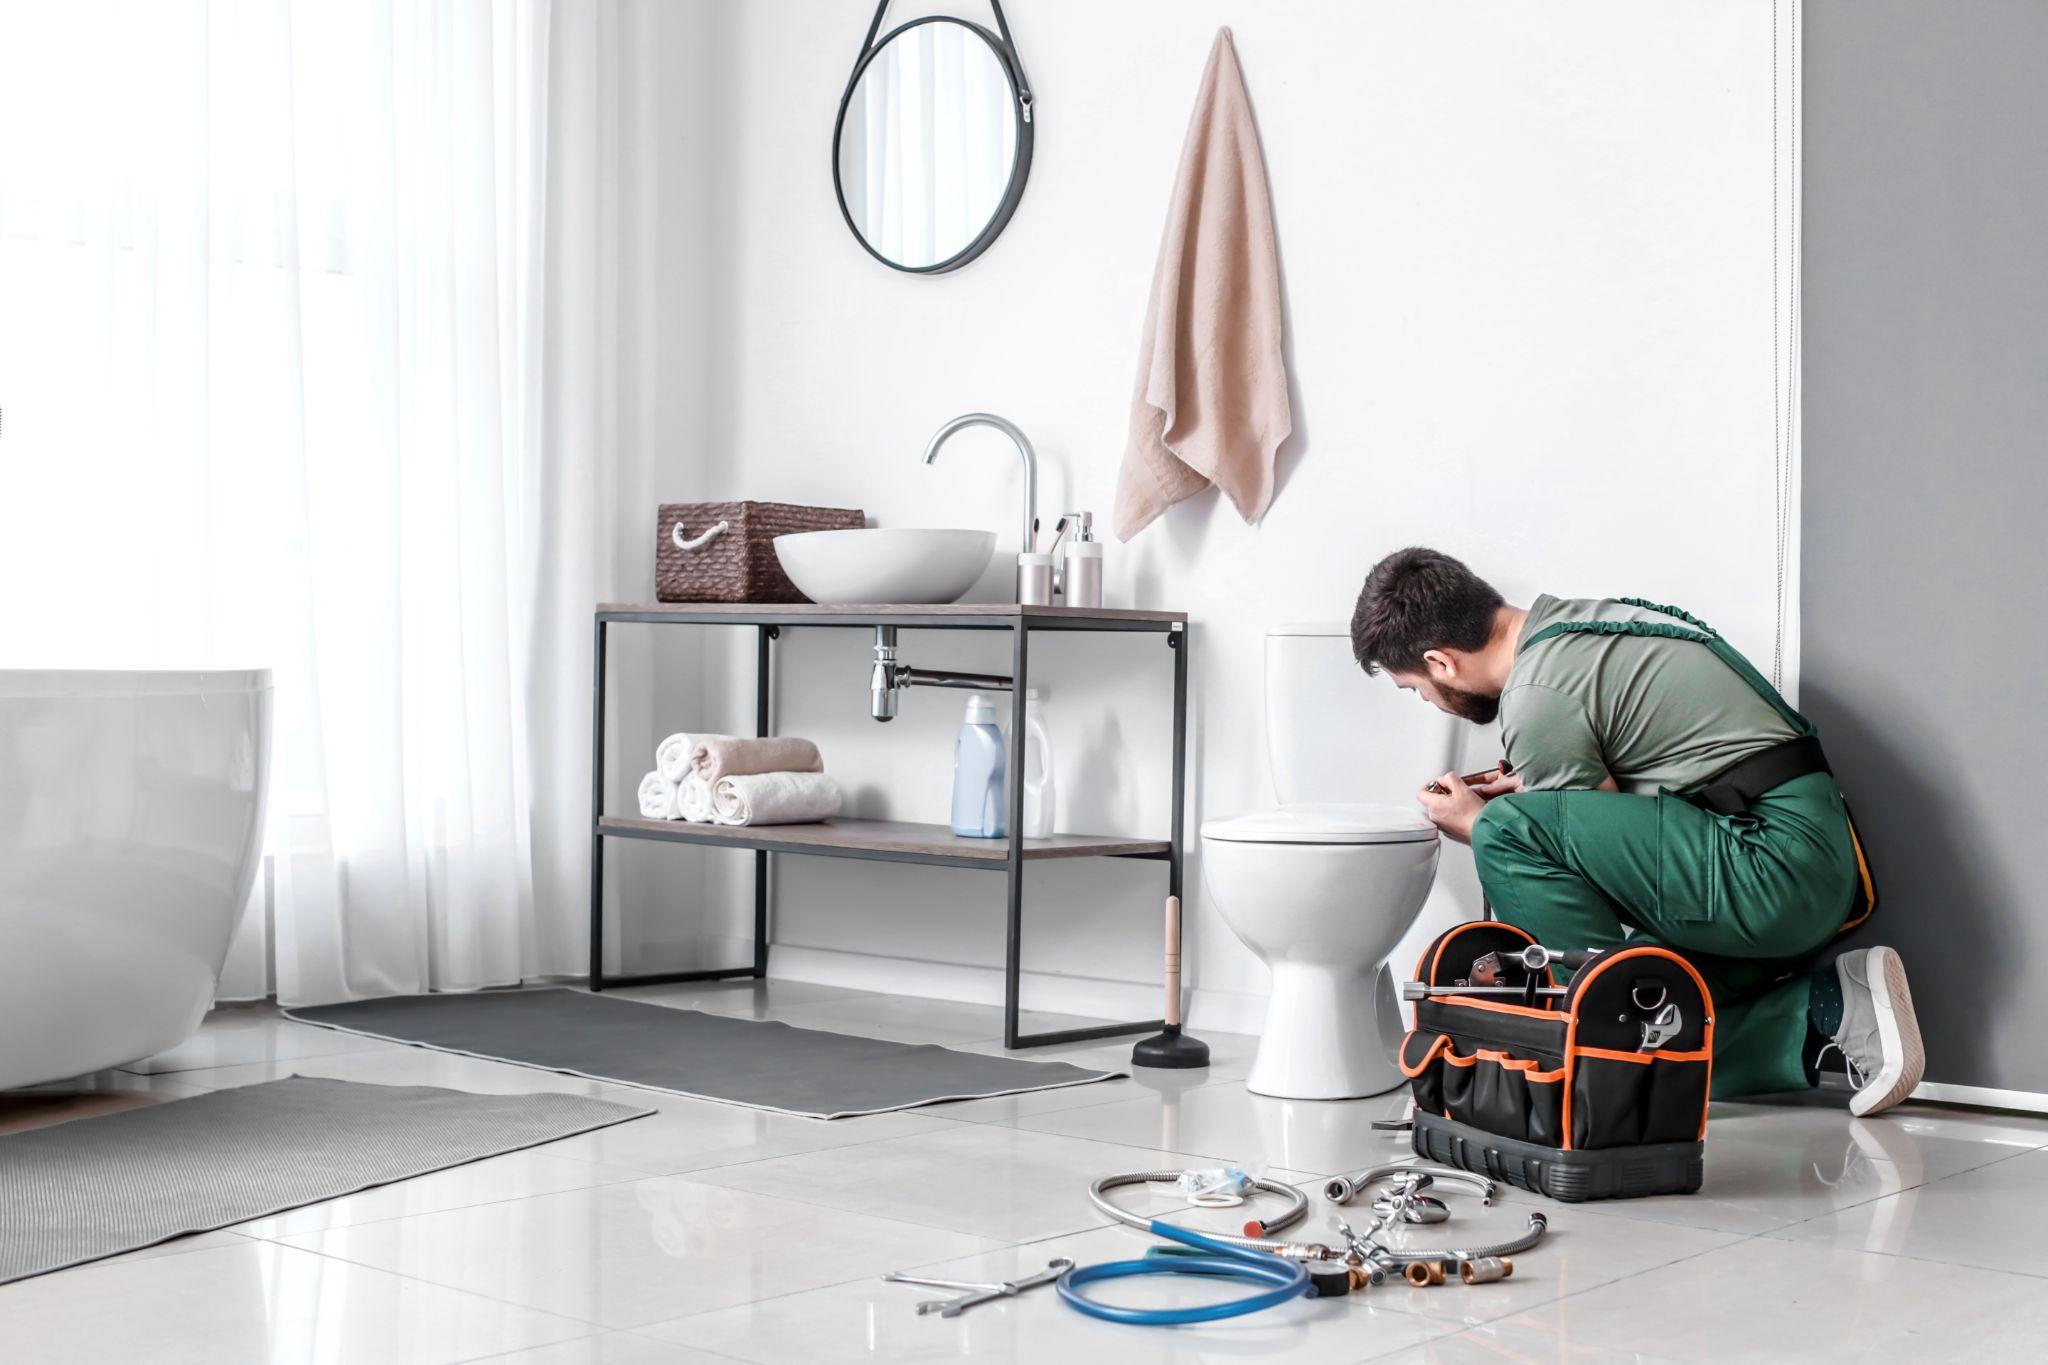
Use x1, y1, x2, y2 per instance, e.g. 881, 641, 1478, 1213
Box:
1458, 1256, 1514, 1284
1404, 1260, 1447, 1287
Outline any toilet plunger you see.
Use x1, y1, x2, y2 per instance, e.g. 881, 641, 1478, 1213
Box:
1132, 896, 1210, 1069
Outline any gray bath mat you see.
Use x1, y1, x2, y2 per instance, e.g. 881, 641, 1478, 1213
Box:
0, 1076, 650, 1284
285, 989, 1120, 1119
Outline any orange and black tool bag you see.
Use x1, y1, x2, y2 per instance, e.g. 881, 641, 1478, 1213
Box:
1400, 922, 1715, 1202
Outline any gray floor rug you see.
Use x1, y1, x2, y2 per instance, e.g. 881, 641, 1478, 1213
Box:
0, 1076, 650, 1284
284, 989, 1121, 1119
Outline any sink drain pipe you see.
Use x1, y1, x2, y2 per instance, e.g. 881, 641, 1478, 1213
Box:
870, 627, 1012, 721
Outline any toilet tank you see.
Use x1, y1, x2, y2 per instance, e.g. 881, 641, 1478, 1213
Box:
1265, 624, 1461, 805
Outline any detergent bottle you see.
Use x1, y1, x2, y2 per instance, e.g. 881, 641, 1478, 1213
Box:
950, 693, 1007, 838
1020, 688, 1056, 838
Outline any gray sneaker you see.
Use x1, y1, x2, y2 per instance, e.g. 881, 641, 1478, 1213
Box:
1824, 947, 1925, 1116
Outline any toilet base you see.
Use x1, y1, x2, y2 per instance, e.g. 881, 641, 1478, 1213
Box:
1245, 963, 1406, 1100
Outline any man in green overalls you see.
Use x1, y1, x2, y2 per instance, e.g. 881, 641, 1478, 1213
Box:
1350, 547, 1925, 1116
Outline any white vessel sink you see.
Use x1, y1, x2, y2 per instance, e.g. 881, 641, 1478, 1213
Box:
775, 527, 997, 605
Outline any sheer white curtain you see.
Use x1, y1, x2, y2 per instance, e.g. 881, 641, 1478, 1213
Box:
0, 0, 606, 1003
843, 22, 1014, 267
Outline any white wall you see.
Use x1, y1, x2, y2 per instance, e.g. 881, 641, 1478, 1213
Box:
572, 0, 726, 980
634, 1, 1796, 1031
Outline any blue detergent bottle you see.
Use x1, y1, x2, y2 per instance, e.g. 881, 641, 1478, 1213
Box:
950, 693, 1007, 838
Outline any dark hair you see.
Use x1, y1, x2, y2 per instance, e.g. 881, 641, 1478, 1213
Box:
1350, 548, 1505, 675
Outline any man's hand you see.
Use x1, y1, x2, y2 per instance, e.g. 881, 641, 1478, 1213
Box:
1470, 768, 1525, 799
1418, 771, 1487, 844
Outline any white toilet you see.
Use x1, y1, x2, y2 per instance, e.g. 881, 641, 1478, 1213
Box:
1202, 624, 1459, 1100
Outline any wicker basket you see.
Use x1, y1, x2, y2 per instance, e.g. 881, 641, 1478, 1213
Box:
655, 501, 865, 603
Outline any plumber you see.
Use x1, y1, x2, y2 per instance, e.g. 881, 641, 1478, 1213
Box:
1349, 547, 1923, 1116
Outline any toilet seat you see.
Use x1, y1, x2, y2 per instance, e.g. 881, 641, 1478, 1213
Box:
1202, 802, 1437, 846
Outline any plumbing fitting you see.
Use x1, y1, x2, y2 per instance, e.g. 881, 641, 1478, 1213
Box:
869, 626, 1013, 721
1334, 1217, 1405, 1285
1459, 1256, 1514, 1284
1372, 1190, 1450, 1225
1401, 1256, 1514, 1287
1342, 1212, 1550, 1272
1404, 1260, 1447, 1287
1324, 1162, 1497, 1209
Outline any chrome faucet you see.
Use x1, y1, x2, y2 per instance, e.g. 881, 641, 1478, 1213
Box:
922, 413, 1037, 599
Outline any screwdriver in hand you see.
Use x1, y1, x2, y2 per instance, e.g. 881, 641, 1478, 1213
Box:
1425, 759, 1514, 796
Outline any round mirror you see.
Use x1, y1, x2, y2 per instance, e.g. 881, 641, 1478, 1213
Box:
833, 16, 1033, 274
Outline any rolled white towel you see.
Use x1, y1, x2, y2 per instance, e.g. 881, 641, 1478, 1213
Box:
656, 731, 731, 783
677, 773, 716, 823
637, 770, 681, 820
711, 771, 843, 827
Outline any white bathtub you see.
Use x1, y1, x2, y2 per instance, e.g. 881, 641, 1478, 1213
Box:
0, 668, 271, 1090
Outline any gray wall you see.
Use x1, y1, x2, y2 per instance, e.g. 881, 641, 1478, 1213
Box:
1802, 1, 2048, 1094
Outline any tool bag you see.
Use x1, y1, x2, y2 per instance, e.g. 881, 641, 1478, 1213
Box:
1401, 921, 1715, 1201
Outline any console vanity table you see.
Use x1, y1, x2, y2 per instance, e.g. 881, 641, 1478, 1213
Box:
588, 601, 1188, 1049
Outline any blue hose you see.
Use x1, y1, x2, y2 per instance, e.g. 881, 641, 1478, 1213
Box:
1055, 1218, 1311, 1326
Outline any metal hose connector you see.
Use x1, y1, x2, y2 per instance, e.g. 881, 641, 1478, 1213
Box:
1324, 1161, 1498, 1208
1089, 1171, 1328, 1259
1460, 1256, 1514, 1284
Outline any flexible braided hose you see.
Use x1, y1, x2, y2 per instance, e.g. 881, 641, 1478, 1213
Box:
1089, 1171, 1322, 1258
1364, 1212, 1549, 1268
1323, 1161, 1497, 1207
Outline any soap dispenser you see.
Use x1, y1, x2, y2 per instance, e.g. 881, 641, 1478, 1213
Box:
950, 693, 1007, 839
1051, 511, 1103, 608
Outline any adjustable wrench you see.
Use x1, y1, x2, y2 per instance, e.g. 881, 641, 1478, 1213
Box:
916, 1258, 1073, 1317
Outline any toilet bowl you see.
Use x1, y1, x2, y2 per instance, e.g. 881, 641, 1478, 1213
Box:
1202, 624, 1458, 1100
1205, 804, 1438, 1098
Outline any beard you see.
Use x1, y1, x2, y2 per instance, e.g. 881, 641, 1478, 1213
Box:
1437, 681, 1501, 725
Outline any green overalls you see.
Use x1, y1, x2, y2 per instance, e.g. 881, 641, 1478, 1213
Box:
1470, 601, 1863, 1098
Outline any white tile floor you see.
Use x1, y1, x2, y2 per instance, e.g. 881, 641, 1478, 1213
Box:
6, 981, 2048, 1364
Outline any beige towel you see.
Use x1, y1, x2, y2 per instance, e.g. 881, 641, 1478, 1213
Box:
711, 771, 843, 827
1114, 28, 1292, 542
691, 736, 824, 784
657, 731, 729, 783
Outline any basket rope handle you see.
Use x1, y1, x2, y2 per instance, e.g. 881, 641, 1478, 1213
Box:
671, 519, 730, 551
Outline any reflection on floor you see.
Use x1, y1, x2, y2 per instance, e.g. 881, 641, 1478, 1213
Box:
4, 980, 2047, 1363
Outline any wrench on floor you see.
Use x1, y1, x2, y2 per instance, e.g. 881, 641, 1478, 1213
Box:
915, 1258, 1074, 1317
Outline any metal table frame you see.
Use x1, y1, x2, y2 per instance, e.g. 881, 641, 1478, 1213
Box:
588, 605, 1188, 1049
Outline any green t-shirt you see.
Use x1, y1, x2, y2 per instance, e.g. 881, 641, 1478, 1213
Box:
1499, 595, 1796, 796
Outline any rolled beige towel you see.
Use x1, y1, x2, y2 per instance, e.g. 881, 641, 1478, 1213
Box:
692, 736, 824, 784
711, 771, 843, 826
677, 773, 716, 823
657, 731, 730, 783
637, 771, 680, 820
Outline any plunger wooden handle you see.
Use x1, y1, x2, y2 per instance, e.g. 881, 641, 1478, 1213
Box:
1163, 895, 1182, 1028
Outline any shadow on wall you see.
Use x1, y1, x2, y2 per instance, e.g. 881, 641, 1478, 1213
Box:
1802, 681, 2011, 1086
1267, 193, 1310, 511
1062, 710, 1132, 832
